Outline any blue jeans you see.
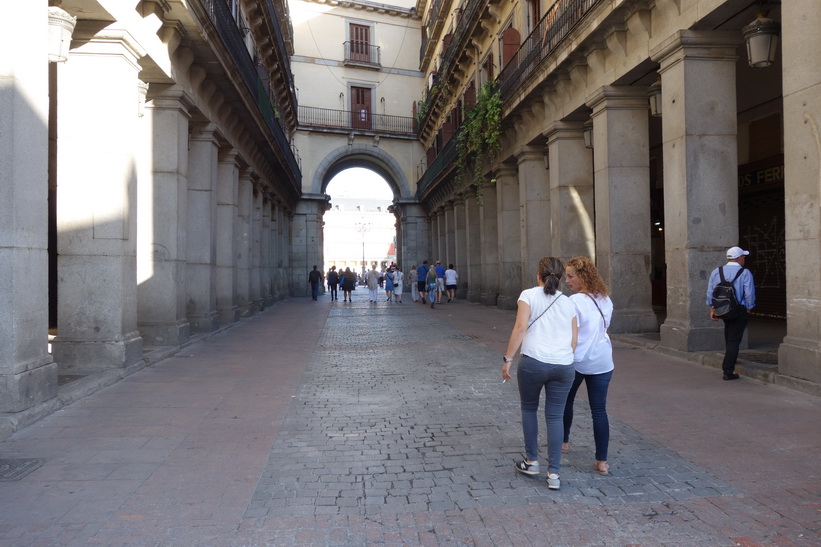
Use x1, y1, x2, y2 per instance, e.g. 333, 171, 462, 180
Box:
311, 282, 319, 301
517, 355, 575, 474
563, 370, 612, 462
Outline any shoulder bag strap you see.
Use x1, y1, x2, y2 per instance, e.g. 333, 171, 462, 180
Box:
527, 294, 560, 331
586, 293, 607, 330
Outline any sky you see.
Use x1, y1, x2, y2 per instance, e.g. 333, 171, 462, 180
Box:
326, 168, 393, 200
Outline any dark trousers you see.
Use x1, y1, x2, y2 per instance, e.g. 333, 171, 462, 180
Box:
721, 310, 749, 373
311, 282, 319, 301
328, 283, 338, 300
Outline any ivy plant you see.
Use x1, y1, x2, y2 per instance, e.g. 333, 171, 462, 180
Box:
455, 80, 502, 203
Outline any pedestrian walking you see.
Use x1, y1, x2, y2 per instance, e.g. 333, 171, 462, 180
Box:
562, 256, 614, 476
417, 261, 430, 304
308, 265, 322, 301
384, 268, 395, 302
707, 246, 756, 380
434, 260, 445, 304
444, 264, 458, 302
326, 266, 339, 301
426, 264, 438, 309
340, 267, 356, 302
393, 267, 404, 303
366, 265, 380, 303
409, 266, 419, 302
502, 256, 578, 491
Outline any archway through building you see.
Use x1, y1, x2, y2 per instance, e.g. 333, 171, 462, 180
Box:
323, 168, 397, 284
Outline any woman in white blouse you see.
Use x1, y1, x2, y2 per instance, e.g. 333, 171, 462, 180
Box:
563, 256, 615, 476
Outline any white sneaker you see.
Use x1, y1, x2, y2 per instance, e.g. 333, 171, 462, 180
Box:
546, 473, 560, 490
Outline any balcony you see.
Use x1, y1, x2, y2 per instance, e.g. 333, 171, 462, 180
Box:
343, 41, 381, 68
299, 106, 416, 137
497, 0, 602, 102
200, 0, 301, 187
416, 129, 460, 198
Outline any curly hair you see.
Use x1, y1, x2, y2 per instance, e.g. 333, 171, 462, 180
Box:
566, 256, 610, 297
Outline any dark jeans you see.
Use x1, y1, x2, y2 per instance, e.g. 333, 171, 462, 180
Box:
721, 309, 749, 373
563, 370, 612, 462
517, 355, 575, 474
311, 282, 319, 301
328, 283, 338, 300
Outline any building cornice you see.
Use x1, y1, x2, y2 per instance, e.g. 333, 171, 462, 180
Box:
298, 0, 420, 19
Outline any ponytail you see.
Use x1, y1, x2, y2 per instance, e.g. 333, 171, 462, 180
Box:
538, 257, 564, 296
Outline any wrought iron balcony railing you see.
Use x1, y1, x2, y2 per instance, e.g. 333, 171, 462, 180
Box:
299, 106, 415, 136
416, 129, 460, 197
498, 0, 602, 101
344, 41, 380, 66
200, 0, 301, 183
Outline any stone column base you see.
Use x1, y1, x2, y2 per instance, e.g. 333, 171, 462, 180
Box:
778, 338, 821, 385
496, 295, 518, 311
481, 292, 498, 307
218, 306, 240, 325
139, 321, 190, 347
660, 320, 724, 352
610, 309, 659, 334
53, 334, 144, 375
188, 312, 220, 334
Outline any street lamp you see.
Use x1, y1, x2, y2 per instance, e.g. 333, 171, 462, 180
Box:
355, 219, 371, 280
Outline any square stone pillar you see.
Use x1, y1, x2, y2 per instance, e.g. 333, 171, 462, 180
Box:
0, 2, 57, 426
454, 199, 468, 298
480, 181, 499, 306
290, 197, 327, 296
778, 0, 821, 387
430, 210, 442, 262
437, 209, 447, 263
249, 184, 263, 312
396, 202, 429, 274
186, 123, 220, 333
496, 165, 522, 310
53, 30, 145, 374
235, 170, 253, 316
651, 31, 741, 351
137, 89, 192, 346
465, 195, 483, 302
444, 203, 457, 267
216, 149, 240, 324
516, 146, 551, 290
261, 196, 273, 307
545, 122, 596, 263
587, 86, 658, 333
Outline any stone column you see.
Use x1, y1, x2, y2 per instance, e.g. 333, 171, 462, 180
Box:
396, 202, 429, 276
249, 184, 263, 312
516, 146, 551, 289
444, 203, 456, 266
436, 209, 446, 263
0, 2, 57, 429
651, 31, 740, 351
186, 123, 220, 333
454, 198, 468, 299
137, 89, 191, 346
480, 181, 499, 306
53, 30, 145, 374
778, 0, 821, 390
545, 122, 595, 263
216, 149, 240, 324
261, 195, 273, 307
465, 193, 483, 303
587, 86, 658, 333
429, 210, 442, 263
235, 170, 253, 316
290, 196, 327, 296
496, 165, 522, 310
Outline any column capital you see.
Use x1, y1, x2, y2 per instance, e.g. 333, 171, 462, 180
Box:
650, 30, 740, 71
586, 85, 651, 115
514, 145, 545, 164
544, 121, 584, 144
494, 164, 518, 179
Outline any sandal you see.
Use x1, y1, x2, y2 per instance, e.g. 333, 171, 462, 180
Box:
595, 461, 609, 476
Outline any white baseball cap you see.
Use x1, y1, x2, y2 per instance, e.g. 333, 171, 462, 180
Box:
726, 246, 750, 259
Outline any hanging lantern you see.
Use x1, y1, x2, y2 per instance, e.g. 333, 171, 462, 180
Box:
583, 121, 593, 149
48, 5, 77, 63
648, 78, 662, 118
743, 13, 780, 68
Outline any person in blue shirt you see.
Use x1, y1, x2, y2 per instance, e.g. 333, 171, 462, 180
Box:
434, 261, 446, 304
417, 261, 430, 305
706, 246, 756, 381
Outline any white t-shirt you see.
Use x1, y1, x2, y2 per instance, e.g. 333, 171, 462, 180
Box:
518, 287, 577, 365
444, 269, 458, 284
569, 293, 614, 375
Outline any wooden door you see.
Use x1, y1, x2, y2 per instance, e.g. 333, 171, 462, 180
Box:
350, 24, 370, 62
351, 86, 371, 129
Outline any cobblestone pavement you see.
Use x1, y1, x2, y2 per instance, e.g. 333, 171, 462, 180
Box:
1, 290, 819, 546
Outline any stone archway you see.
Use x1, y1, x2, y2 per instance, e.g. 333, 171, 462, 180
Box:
311, 145, 411, 198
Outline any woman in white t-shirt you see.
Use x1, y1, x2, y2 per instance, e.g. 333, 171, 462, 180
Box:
563, 256, 615, 476
502, 257, 578, 491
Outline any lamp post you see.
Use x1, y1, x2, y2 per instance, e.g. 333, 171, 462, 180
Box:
355, 219, 371, 280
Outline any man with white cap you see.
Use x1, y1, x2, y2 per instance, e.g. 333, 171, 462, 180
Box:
706, 246, 756, 380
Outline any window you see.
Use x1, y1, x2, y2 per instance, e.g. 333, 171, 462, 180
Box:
351, 86, 372, 129
529, 0, 542, 32
349, 23, 371, 62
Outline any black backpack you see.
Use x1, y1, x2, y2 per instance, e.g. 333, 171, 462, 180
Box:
712, 266, 745, 319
